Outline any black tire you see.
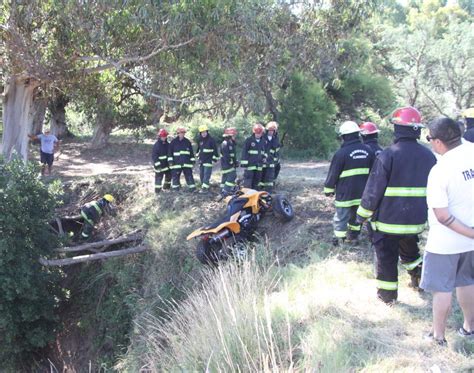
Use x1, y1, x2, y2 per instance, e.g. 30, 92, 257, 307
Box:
196, 240, 219, 266
273, 194, 294, 222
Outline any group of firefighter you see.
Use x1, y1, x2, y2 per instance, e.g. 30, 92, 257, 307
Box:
324, 106, 474, 304
151, 122, 281, 196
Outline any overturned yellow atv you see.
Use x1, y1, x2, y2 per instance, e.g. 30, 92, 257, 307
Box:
187, 187, 294, 265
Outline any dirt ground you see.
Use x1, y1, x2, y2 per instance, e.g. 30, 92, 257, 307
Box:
40, 139, 329, 185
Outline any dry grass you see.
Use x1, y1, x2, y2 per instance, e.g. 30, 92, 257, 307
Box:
112, 172, 473, 372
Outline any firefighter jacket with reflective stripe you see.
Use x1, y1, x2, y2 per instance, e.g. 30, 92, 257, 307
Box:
81, 199, 111, 225
151, 139, 170, 172
220, 138, 237, 171
264, 132, 280, 167
324, 139, 374, 207
357, 138, 437, 235
363, 138, 383, 157
464, 124, 474, 143
196, 135, 219, 167
240, 135, 267, 171
168, 137, 195, 169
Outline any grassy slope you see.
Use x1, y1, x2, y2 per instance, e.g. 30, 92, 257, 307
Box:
114, 172, 473, 372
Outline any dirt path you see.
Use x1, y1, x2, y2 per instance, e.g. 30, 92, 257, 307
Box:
47, 139, 329, 184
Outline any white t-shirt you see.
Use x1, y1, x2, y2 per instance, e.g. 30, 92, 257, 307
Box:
425, 142, 474, 254
37, 134, 58, 154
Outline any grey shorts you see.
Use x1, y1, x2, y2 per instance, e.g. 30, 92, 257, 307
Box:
420, 250, 474, 292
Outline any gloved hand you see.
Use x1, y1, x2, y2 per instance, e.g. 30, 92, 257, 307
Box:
324, 192, 335, 197
235, 160, 240, 168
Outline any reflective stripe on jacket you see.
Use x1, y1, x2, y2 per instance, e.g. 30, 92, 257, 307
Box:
240, 135, 267, 171
221, 138, 237, 171
357, 138, 437, 235
168, 137, 195, 169
196, 135, 219, 167
151, 139, 170, 172
324, 139, 374, 207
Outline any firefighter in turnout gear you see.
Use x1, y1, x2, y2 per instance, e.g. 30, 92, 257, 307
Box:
152, 128, 171, 193
220, 127, 238, 195
168, 127, 196, 191
360, 122, 383, 157
260, 121, 280, 192
356, 107, 437, 304
324, 121, 374, 246
196, 125, 219, 193
462, 108, 474, 143
241, 123, 267, 189
80, 194, 116, 240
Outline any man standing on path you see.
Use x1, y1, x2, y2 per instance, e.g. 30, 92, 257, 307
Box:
151, 128, 171, 194
421, 117, 474, 346
324, 121, 374, 246
168, 127, 196, 192
241, 123, 267, 189
356, 107, 437, 305
196, 125, 219, 194
360, 122, 383, 157
220, 127, 238, 196
28, 128, 59, 175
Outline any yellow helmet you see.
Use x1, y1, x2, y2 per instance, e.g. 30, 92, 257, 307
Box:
462, 108, 474, 118
103, 194, 115, 203
198, 124, 208, 132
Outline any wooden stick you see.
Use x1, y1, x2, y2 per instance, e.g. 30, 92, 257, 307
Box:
55, 231, 143, 253
40, 245, 148, 266
55, 217, 64, 235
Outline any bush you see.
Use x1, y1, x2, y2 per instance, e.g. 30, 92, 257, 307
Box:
0, 159, 63, 369
278, 72, 338, 157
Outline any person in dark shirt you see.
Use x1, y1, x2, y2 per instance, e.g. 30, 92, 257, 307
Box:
324, 121, 374, 246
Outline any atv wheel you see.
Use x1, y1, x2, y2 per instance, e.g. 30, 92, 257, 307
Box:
273, 195, 294, 221
196, 240, 218, 266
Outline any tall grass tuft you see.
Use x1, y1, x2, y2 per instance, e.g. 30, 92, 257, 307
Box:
135, 253, 297, 372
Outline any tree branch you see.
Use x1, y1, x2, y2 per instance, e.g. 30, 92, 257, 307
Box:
40, 244, 148, 266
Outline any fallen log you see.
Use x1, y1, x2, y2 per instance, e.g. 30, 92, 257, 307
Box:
40, 244, 148, 266
55, 231, 143, 253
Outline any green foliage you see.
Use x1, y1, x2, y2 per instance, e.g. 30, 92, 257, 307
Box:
331, 70, 395, 119
278, 73, 338, 157
0, 160, 63, 369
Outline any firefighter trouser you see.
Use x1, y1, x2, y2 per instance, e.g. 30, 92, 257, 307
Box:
221, 168, 237, 194
199, 164, 213, 189
260, 166, 275, 192
171, 167, 196, 190
373, 233, 422, 302
333, 206, 361, 240
80, 212, 95, 240
155, 170, 171, 193
243, 169, 262, 189
274, 162, 281, 180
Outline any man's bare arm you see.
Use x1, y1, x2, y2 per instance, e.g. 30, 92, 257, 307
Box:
434, 207, 474, 239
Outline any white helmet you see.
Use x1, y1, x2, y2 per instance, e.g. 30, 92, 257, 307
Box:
339, 121, 360, 135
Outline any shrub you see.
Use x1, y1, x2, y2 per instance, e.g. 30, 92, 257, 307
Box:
0, 159, 63, 369
278, 72, 338, 157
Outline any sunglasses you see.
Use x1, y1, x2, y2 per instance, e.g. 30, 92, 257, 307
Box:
426, 135, 437, 142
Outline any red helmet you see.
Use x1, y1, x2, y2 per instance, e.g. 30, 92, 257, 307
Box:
176, 127, 187, 134
158, 128, 168, 138
252, 123, 264, 135
223, 127, 237, 137
390, 107, 423, 127
359, 122, 379, 135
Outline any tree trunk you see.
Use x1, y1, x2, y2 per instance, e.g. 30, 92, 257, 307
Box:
31, 91, 47, 135
1, 76, 40, 161
91, 119, 113, 149
49, 94, 70, 139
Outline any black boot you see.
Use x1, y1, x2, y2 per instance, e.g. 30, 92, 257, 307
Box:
377, 289, 397, 305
